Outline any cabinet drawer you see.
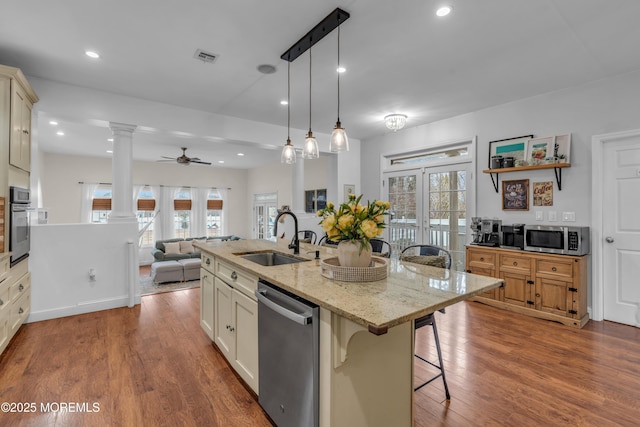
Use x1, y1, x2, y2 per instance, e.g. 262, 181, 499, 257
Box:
215, 259, 257, 300
9, 273, 30, 305
0, 282, 9, 317
500, 254, 531, 273
10, 291, 30, 334
468, 251, 496, 268
201, 253, 214, 272
537, 259, 573, 279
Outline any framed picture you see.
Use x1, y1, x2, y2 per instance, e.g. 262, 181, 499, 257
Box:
488, 135, 533, 168
527, 136, 555, 165
343, 184, 355, 202
533, 181, 553, 206
554, 133, 571, 163
502, 179, 529, 211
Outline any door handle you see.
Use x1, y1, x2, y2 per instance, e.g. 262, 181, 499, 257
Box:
256, 289, 312, 325
605, 237, 614, 243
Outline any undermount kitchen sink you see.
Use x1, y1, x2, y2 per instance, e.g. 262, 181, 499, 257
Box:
236, 251, 311, 267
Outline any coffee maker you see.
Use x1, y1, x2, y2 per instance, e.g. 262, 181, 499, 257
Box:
470, 217, 482, 244
479, 218, 502, 247
501, 223, 525, 249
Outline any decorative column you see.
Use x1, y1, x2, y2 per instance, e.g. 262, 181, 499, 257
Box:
108, 122, 137, 223
292, 153, 305, 213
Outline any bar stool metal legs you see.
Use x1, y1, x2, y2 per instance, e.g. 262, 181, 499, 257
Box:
414, 313, 451, 400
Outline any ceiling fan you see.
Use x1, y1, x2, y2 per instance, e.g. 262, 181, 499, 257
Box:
158, 147, 212, 166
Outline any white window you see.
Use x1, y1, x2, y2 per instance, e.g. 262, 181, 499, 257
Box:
174, 188, 192, 239
207, 189, 223, 237
91, 186, 112, 223
137, 187, 156, 246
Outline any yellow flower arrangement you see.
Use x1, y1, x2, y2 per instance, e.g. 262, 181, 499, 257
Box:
317, 194, 390, 250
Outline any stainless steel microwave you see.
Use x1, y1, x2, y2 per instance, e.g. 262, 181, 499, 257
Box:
524, 225, 590, 256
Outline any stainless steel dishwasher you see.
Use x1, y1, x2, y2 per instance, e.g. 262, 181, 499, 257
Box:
256, 280, 319, 427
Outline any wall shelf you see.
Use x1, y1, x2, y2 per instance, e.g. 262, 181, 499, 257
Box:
483, 163, 571, 192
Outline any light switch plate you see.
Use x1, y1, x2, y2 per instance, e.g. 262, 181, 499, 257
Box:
548, 211, 557, 221
535, 211, 543, 221
562, 212, 576, 221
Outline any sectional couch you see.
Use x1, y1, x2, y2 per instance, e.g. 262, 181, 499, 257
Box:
151, 235, 240, 262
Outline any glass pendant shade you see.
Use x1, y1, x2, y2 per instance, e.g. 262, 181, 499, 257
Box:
330, 121, 349, 152
281, 139, 296, 164
303, 131, 319, 159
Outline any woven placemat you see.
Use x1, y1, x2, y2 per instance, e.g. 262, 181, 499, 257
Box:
320, 256, 389, 282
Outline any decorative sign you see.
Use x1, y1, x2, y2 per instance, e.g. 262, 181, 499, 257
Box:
533, 181, 553, 206
502, 179, 529, 211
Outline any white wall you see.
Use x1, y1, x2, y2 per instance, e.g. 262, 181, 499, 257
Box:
362, 69, 640, 227
28, 222, 139, 322
39, 151, 250, 236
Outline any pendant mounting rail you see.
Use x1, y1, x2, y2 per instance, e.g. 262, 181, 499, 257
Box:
281, 8, 350, 62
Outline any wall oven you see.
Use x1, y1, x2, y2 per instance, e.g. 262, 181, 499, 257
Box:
10, 186, 31, 266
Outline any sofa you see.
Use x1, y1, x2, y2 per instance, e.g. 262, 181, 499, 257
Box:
151, 235, 240, 262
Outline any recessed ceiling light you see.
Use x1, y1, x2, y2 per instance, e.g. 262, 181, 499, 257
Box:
237, 153, 245, 156
257, 64, 277, 74
337, 66, 346, 73
218, 160, 225, 164
107, 138, 113, 142
106, 150, 113, 154
436, 6, 452, 17
280, 100, 288, 105
85, 50, 100, 59
56, 131, 64, 136
49, 120, 58, 125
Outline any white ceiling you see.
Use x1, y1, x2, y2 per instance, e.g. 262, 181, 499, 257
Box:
2, 0, 640, 169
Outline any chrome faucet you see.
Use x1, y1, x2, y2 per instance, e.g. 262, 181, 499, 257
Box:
274, 206, 299, 254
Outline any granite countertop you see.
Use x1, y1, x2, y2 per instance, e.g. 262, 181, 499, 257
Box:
195, 239, 502, 334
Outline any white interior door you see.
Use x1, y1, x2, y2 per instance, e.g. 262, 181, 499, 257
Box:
603, 136, 640, 327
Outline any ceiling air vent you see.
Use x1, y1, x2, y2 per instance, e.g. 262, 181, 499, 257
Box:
194, 49, 217, 64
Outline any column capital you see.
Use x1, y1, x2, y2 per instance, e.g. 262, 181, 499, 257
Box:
109, 122, 137, 135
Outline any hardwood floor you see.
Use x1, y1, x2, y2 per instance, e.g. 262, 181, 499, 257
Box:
1, 289, 639, 426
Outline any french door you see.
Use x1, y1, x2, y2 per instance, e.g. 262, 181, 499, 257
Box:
253, 193, 277, 240
384, 163, 473, 270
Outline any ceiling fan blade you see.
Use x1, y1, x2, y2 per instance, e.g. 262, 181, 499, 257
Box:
190, 157, 201, 161
156, 159, 175, 162
191, 160, 212, 165
160, 156, 176, 160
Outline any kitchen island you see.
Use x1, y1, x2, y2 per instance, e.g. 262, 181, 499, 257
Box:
195, 239, 502, 427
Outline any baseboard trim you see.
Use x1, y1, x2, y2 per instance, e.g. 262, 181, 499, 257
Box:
25, 295, 142, 323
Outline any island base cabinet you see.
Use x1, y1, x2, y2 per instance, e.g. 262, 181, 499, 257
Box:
214, 277, 258, 393
319, 309, 413, 427
200, 269, 214, 340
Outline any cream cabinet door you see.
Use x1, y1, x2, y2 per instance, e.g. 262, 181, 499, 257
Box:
214, 278, 233, 359
9, 82, 32, 172
231, 288, 258, 393
200, 269, 215, 340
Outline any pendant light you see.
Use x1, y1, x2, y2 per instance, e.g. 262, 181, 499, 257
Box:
330, 25, 349, 152
302, 44, 319, 159
281, 60, 296, 164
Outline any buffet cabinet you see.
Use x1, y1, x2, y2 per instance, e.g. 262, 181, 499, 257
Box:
466, 245, 588, 328
200, 253, 259, 393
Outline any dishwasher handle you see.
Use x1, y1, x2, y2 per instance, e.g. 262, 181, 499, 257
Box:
256, 289, 313, 325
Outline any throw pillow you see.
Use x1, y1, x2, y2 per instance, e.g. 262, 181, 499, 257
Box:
164, 242, 181, 255
400, 255, 446, 268
179, 240, 194, 254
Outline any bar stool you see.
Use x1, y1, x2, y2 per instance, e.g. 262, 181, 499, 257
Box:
401, 244, 452, 399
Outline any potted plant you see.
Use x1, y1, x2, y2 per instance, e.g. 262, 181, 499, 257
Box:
556, 153, 567, 163
317, 194, 390, 267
